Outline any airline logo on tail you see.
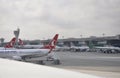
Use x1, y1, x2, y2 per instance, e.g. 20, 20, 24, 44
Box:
5, 38, 16, 48
4, 34, 59, 52
5, 37, 24, 48
51, 39, 55, 47
43, 34, 59, 52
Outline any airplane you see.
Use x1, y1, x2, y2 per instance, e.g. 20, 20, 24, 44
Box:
94, 45, 120, 53
70, 45, 89, 52
70, 43, 89, 52
0, 58, 102, 78
54, 45, 70, 51
21, 44, 44, 49
0, 34, 60, 64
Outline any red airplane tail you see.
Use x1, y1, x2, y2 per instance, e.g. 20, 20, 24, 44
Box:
4, 37, 24, 48
5, 37, 16, 48
43, 34, 59, 52
18, 39, 24, 45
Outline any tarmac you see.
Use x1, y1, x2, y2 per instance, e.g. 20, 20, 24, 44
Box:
29, 51, 120, 78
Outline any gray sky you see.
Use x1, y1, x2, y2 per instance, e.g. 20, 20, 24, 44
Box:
0, 0, 120, 41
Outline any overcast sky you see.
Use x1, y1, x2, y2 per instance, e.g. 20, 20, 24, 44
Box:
0, 0, 120, 41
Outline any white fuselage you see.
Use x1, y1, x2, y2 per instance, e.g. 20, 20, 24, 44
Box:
0, 47, 16, 50
0, 47, 5, 49
95, 46, 120, 50
22, 44, 43, 49
94, 46, 120, 53
0, 49, 50, 59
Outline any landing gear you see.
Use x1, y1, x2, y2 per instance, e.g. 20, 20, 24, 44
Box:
21, 56, 27, 62
53, 59, 61, 65
21, 56, 32, 62
37, 60, 45, 65
46, 57, 54, 61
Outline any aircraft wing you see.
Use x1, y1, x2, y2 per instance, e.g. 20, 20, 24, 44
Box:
0, 58, 102, 78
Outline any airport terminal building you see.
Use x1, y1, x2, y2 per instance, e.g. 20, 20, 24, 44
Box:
0, 35, 120, 47
41, 35, 120, 47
